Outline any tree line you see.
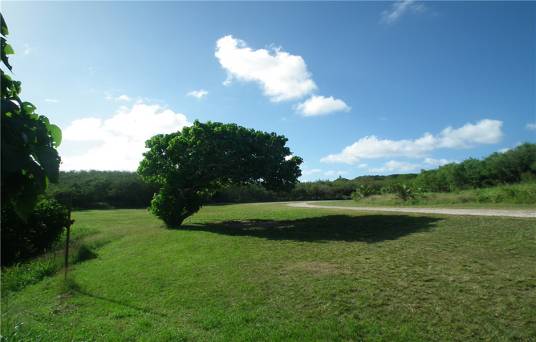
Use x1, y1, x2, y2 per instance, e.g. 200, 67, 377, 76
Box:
45, 142, 536, 209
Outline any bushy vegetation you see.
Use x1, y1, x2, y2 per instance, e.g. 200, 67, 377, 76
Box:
350, 143, 536, 203
1, 199, 71, 265
341, 182, 536, 207
1, 13, 69, 266
413, 143, 536, 192
45, 144, 536, 210
47, 170, 158, 209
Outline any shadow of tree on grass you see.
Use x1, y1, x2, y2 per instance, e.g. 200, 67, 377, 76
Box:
182, 214, 442, 243
63, 278, 168, 318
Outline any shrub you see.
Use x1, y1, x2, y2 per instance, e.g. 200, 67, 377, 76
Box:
351, 184, 378, 200
393, 184, 417, 202
1, 198, 70, 265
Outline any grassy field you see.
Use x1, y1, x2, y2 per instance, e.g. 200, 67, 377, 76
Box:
2, 203, 536, 341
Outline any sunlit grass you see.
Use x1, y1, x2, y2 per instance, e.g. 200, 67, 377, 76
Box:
2, 204, 535, 341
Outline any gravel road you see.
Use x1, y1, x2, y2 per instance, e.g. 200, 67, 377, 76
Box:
286, 201, 536, 218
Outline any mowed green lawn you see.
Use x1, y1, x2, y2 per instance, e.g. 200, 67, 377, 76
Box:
2, 203, 536, 341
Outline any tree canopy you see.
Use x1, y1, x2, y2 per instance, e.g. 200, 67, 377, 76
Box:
138, 120, 303, 226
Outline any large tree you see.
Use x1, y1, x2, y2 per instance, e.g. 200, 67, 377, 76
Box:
138, 121, 302, 226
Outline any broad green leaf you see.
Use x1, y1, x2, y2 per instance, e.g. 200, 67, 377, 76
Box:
22, 102, 36, 114
4, 43, 14, 55
48, 124, 62, 147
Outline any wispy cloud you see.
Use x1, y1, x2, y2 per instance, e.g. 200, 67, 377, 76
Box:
526, 122, 536, 131
187, 89, 208, 99
23, 43, 32, 55
105, 94, 131, 102
44, 98, 59, 103
381, 0, 425, 24
322, 119, 503, 164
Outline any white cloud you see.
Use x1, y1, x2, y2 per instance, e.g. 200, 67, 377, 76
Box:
381, 0, 425, 24
45, 98, 59, 103
369, 160, 421, 174
296, 95, 350, 116
61, 102, 191, 171
105, 94, 131, 102
526, 122, 536, 131
187, 89, 208, 99
321, 119, 503, 164
437, 119, 503, 148
301, 168, 322, 176
423, 158, 453, 166
215, 35, 317, 102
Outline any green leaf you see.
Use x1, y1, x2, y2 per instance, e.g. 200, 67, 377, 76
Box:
48, 124, 62, 147
4, 43, 14, 55
22, 102, 36, 114
1, 13, 8, 36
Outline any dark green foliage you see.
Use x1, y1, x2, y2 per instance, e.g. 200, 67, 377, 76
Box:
1, 13, 62, 219
1, 199, 71, 265
1, 13, 69, 265
138, 121, 303, 226
47, 171, 158, 209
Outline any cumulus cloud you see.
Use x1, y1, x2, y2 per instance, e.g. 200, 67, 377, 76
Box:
61, 102, 191, 171
526, 122, 536, 131
187, 89, 208, 99
321, 119, 503, 164
296, 95, 350, 116
381, 0, 425, 24
215, 35, 317, 102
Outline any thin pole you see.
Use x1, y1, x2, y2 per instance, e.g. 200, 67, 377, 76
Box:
64, 209, 72, 280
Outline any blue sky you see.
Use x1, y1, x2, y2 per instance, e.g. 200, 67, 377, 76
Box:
3, 1, 535, 180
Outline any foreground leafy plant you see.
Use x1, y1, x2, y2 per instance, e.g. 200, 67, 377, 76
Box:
1, 12, 68, 265
138, 121, 302, 226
